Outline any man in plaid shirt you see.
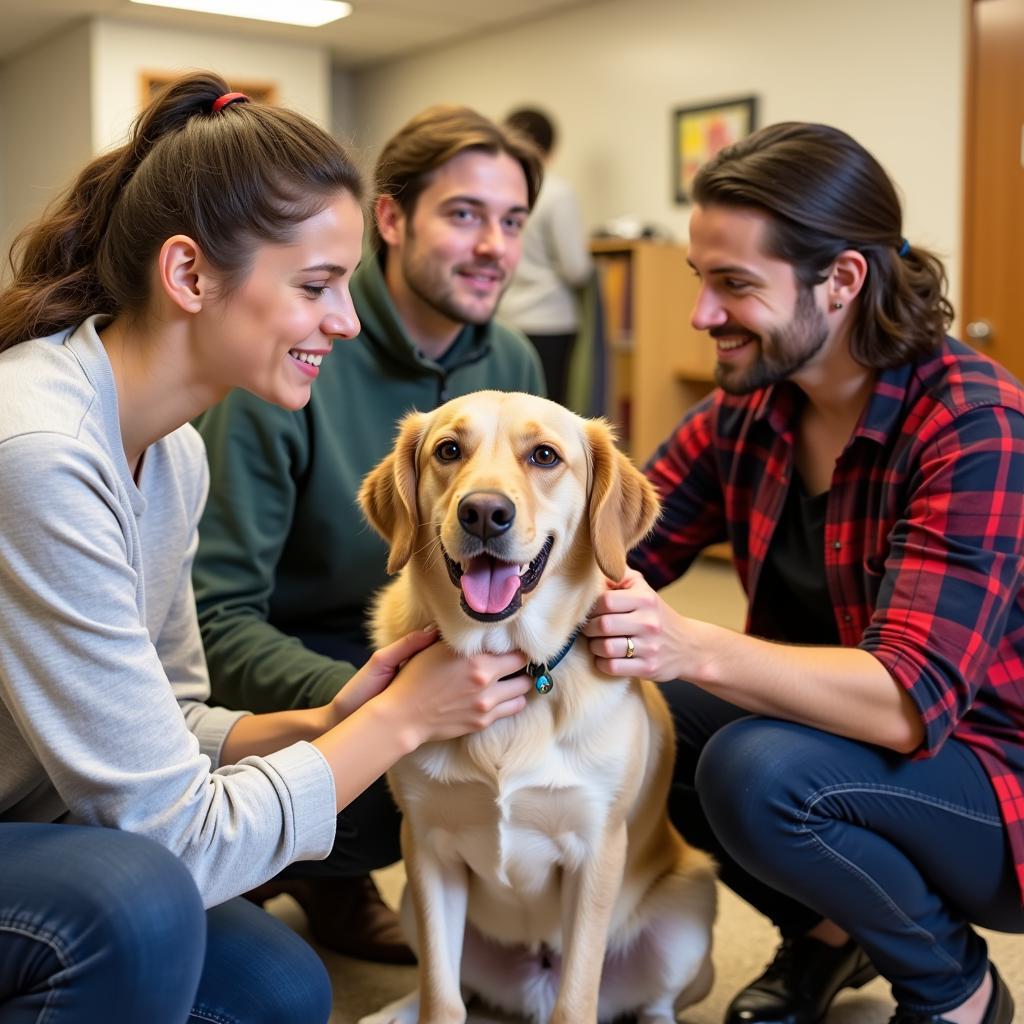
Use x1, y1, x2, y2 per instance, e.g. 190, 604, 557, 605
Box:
584, 123, 1022, 1024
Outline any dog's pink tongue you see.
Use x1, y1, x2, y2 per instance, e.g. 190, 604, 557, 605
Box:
461, 556, 521, 614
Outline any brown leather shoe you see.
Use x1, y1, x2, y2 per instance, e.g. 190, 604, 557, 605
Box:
245, 875, 416, 965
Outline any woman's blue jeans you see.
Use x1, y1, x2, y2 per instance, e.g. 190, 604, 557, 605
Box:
664, 679, 1024, 1016
0, 823, 332, 1023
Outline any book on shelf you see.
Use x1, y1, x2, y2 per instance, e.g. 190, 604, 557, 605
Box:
594, 252, 633, 349
616, 394, 632, 450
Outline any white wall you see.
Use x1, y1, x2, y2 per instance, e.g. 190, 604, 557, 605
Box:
331, 68, 377, 182
0, 22, 93, 262
351, 0, 967, 302
0, 16, 334, 271
91, 17, 332, 153
331, 68, 357, 144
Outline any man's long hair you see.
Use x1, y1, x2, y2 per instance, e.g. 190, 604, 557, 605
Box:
693, 122, 953, 368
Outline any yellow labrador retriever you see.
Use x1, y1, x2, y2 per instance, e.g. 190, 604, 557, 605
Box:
357, 391, 716, 1024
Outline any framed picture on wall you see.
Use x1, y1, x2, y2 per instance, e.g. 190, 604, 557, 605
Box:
139, 72, 278, 109
672, 95, 757, 204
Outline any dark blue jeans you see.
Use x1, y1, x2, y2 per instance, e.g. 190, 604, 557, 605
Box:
664, 680, 1024, 1016
0, 823, 331, 1024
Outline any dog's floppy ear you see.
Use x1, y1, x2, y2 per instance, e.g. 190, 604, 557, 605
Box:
585, 419, 661, 581
358, 410, 428, 574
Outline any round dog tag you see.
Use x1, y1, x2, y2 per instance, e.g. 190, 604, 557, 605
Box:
534, 673, 553, 694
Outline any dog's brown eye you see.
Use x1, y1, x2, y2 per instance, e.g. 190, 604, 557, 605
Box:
530, 445, 560, 467
435, 440, 461, 462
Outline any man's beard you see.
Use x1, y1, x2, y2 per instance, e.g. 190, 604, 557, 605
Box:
401, 246, 505, 327
714, 286, 830, 395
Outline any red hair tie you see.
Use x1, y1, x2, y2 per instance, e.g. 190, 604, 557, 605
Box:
212, 92, 250, 113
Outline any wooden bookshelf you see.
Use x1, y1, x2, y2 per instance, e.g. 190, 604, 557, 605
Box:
591, 239, 730, 563
591, 238, 716, 464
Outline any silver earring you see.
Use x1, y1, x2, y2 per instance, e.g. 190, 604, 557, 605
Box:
831, 301, 844, 310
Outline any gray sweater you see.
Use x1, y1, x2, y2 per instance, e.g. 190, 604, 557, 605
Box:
0, 317, 336, 907
498, 173, 592, 335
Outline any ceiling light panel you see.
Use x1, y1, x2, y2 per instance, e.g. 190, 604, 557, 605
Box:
129, 0, 352, 28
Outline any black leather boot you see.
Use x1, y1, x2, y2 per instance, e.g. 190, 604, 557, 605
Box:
725, 935, 878, 1024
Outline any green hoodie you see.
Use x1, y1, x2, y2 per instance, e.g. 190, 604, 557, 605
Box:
193, 256, 545, 712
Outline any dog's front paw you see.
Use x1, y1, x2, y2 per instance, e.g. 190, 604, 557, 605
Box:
357, 989, 419, 1024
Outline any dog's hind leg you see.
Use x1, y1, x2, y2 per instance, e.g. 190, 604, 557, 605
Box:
596, 863, 717, 1024
673, 944, 715, 1013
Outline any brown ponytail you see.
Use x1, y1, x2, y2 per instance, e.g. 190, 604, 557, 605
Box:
693, 122, 954, 368
0, 71, 364, 352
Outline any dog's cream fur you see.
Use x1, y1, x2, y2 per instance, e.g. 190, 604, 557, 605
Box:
357, 391, 716, 1024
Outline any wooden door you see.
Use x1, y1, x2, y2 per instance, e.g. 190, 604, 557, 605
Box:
962, 0, 1024, 382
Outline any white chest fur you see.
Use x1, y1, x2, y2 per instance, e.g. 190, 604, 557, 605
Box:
389, 663, 647, 947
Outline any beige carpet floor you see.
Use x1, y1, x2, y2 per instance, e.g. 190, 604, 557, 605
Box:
267, 874, 1022, 1024
269, 558, 1022, 1023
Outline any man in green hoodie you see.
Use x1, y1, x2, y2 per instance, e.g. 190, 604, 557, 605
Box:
192, 105, 545, 963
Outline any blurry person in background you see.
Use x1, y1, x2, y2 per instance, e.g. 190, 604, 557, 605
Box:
499, 106, 592, 406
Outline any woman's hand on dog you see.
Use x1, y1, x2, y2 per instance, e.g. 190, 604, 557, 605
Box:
584, 568, 693, 682
311, 633, 531, 812
330, 628, 532, 746
373, 638, 532, 748
328, 626, 443, 724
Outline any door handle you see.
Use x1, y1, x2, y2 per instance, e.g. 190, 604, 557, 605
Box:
966, 320, 993, 345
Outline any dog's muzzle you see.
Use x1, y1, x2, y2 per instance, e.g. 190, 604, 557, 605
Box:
443, 535, 554, 622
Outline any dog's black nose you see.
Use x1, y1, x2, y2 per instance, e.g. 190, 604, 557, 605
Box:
458, 490, 515, 540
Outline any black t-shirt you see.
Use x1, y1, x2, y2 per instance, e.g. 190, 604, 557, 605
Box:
751, 472, 840, 645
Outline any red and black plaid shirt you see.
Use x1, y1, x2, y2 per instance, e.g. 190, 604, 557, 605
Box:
631, 337, 1024, 901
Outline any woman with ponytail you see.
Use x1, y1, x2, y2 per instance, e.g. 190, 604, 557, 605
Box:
0, 72, 530, 1023
586, 123, 1023, 1024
